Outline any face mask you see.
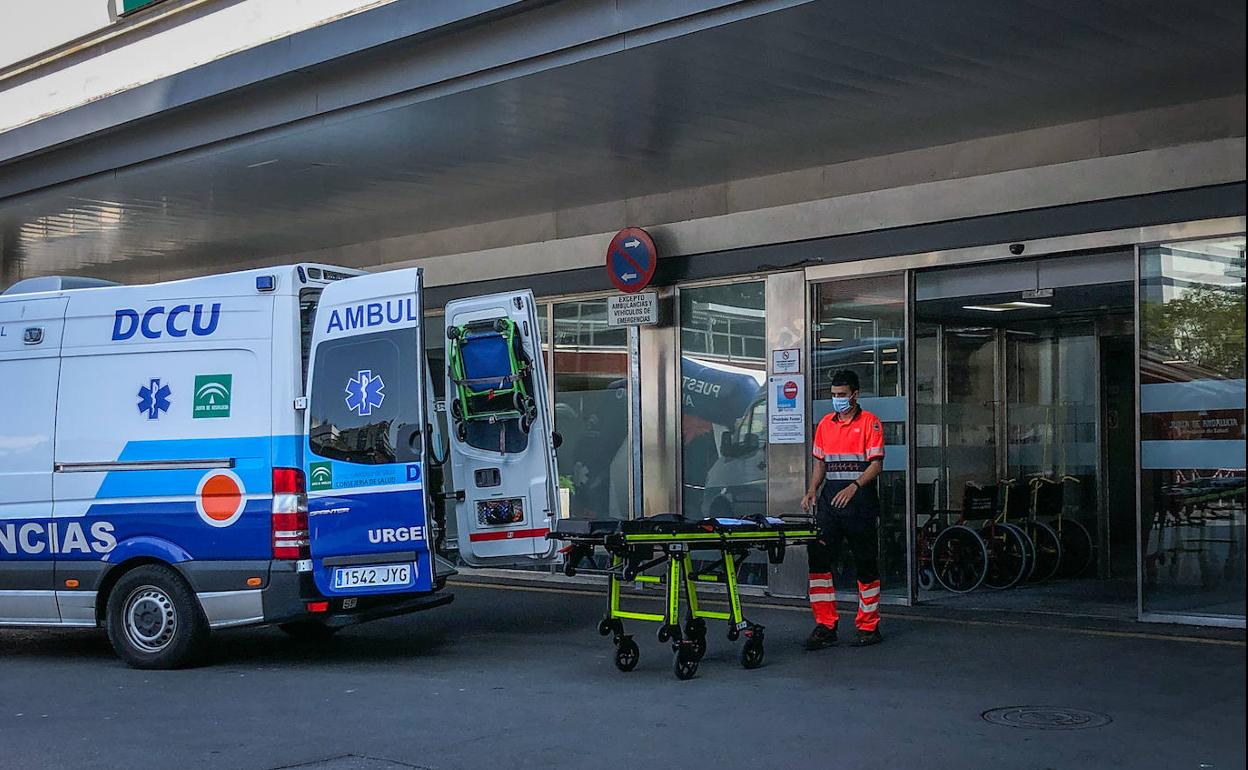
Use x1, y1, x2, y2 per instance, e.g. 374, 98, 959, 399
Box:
831, 396, 853, 414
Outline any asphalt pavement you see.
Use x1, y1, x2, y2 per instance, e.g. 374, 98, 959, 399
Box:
1, 580, 1244, 770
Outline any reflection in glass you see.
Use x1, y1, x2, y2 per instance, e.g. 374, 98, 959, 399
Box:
553, 299, 630, 520
1140, 237, 1246, 618
812, 276, 907, 597
679, 283, 767, 520
680, 283, 767, 584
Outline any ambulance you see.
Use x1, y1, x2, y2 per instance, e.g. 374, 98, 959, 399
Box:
0, 265, 560, 668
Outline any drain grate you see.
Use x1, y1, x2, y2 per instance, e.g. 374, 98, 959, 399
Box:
982, 706, 1112, 730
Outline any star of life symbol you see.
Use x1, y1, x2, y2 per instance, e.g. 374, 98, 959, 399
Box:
345, 369, 385, 417
137, 378, 172, 420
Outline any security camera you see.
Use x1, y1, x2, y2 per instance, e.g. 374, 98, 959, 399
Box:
1009, 243, 1026, 255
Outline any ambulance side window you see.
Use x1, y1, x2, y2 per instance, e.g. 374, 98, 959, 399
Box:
309, 328, 421, 465
298, 288, 322, 394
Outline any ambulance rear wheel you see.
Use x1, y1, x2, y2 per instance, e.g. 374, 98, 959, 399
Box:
106, 564, 208, 670
279, 620, 340, 641
614, 638, 640, 672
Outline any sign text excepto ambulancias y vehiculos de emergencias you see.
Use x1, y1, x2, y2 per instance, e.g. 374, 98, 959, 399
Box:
607, 291, 659, 327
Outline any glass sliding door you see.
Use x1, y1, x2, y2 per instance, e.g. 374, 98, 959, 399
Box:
811, 275, 908, 599
913, 253, 1135, 611
1139, 236, 1246, 622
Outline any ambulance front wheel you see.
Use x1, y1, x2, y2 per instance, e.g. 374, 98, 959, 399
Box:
106, 564, 209, 670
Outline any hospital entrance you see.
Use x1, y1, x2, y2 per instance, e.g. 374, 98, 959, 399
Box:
911, 252, 1138, 616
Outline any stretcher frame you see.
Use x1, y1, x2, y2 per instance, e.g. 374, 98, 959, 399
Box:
549, 522, 820, 680
446, 317, 536, 427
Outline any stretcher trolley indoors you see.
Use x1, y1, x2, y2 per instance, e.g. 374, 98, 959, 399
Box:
548, 515, 819, 680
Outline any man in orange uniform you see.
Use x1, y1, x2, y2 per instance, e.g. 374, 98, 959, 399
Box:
800, 369, 885, 648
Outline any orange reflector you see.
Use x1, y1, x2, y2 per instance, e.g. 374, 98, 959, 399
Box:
306, 601, 329, 613
246, 577, 262, 587
65, 579, 80, 588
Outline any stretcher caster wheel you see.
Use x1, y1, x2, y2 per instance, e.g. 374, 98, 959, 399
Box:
689, 635, 707, 662
493, 318, 508, 333
657, 624, 680, 644
614, 638, 640, 672
673, 646, 699, 681
741, 639, 765, 670
727, 627, 740, 642
598, 617, 622, 638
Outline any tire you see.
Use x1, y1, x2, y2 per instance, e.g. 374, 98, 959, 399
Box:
980, 523, 1028, 590
1004, 523, 1036, 582
614, 637, 640, 672
278, 620, 340, 641
918, 565, 937, 591
673, 646, 699, 680
1053, 517, 1095, 578
1019, 520, 1063, 583
106, 564, 209, 670
741, 639, 765, 670
930, 524, 988, 594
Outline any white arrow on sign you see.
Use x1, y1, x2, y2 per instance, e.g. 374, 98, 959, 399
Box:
624, 239, 641, 248
621, 272, 638, 280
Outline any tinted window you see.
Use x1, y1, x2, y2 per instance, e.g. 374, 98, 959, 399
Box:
309, 328, 421, 465
299, 288, 322, 394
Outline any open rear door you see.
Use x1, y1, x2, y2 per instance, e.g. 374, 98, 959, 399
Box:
303, 268, 436, 596
445, 290, 559, 566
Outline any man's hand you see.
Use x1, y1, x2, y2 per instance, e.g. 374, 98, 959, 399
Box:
800, 491, 817, 512
831, 483, 858, 508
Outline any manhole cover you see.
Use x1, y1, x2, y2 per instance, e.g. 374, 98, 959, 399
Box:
982, 706, 1112, 730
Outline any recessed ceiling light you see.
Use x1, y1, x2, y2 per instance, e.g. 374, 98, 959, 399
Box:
962, 305, 1010, 312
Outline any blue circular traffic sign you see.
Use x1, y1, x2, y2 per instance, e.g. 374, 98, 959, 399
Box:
606, 228, 657, 293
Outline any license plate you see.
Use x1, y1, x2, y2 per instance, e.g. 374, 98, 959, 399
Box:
332, 563, 412, 589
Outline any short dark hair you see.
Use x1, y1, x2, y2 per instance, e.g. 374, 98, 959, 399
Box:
829, 369, 860, 392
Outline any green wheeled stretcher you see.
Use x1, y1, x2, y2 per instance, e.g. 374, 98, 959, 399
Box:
547, 514, 819, 680
446, 316, 537, 440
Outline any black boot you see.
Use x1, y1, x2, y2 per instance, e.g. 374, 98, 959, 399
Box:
804, 623, 838, 650
852, 628, 883, 647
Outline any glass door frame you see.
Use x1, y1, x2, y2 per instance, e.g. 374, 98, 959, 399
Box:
805, 269, 915, 605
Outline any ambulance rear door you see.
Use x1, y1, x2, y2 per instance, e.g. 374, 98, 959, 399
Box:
444, 290, 560, 566
304, 268, 434, 596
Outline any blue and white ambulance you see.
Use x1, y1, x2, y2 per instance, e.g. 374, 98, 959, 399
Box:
0, 265, 560, 668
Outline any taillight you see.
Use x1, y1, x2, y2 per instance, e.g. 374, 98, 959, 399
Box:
271, 467, 309, 560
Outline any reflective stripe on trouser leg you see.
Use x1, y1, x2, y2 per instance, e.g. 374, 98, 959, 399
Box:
808, 572, 838, 627
855, 580, 881, 632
